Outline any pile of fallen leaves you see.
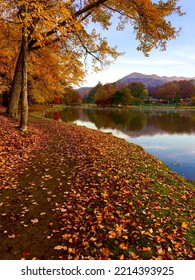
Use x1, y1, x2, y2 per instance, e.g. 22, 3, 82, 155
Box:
0, 115, 43, 190
0, 113, 195, 260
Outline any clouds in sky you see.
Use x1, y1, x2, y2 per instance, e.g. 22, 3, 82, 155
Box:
81, 0, 195, 87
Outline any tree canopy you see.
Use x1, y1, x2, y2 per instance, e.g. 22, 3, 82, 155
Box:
0, 0, 184, 129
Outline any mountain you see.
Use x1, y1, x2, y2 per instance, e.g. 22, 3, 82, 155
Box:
76, 73, 195, 98
115, 72, 193, 88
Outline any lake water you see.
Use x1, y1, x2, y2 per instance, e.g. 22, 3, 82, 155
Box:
46, 107, 195, 180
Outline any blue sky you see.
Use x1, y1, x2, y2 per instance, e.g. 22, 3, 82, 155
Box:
81, 0, 195, 87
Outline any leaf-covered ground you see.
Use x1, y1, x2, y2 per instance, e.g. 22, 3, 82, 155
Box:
0, 112, 195, 260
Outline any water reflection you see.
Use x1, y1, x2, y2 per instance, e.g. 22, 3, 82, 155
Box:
46, 107, 195, 179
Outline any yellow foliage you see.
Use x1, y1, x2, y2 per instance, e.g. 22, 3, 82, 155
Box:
0, 0, 184, 103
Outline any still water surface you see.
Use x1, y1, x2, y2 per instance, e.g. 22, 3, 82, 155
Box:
46, 107, 195, 180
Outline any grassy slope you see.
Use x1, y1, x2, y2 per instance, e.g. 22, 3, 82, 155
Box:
0, 111, 194, 260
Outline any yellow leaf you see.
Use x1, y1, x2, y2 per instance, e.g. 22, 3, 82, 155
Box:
182, 222, 189, 230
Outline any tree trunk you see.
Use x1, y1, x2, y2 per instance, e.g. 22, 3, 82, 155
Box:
19, 7, 28, 132
6, 47, 23, 119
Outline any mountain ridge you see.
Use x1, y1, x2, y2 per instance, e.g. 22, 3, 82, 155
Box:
115, 72, 194, 88
77, 72, 195, 96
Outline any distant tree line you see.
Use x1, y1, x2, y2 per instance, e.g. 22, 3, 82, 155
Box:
149, 80, 195, 105
84, 79, 195, 106
85, 81, 148, 106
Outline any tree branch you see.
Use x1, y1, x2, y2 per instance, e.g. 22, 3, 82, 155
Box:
30, 37, 60, 51
28, 0, 109, 50
76, 33, 103, 67
103, 5, 136, 20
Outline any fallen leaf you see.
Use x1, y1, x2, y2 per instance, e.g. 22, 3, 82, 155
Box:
8, 234, 16, 239
181, 222, 189, 230
54, 245, 67, 251
31, 218, 39, 224
119, 254, 124, 260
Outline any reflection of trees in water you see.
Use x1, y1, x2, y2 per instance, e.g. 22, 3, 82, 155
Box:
47, 108, 195, 135
60, 108, 81, 123
49, 108, 81, 123
87, 109, 116, 129
87, 108, 147, 131
146, 110, 195, 134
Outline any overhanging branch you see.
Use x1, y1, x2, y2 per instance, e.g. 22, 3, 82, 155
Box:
28, 0, 109, 50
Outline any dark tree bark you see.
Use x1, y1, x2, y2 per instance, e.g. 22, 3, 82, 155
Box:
6, 47, 22, 118
19, 8, 28, 132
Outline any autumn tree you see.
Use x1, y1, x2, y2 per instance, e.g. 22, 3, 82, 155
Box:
1, 0, 184, 130
112, 87, 133, 105
28, 45, 84, 103
177, 80, 195, 100
158, 81, 180, 103
0, 19, 20, 105
94, 83, 117, 105
61, 87, 81, 105
86, 82, 102, 104
0, 2, 85, 105
127, 82, 148, 99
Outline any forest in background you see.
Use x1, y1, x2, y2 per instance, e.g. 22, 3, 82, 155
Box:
79, 78, 195, 106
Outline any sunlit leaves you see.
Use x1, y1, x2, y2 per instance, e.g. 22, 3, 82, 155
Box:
1, 0, 184, 74
54, 245, 67, 251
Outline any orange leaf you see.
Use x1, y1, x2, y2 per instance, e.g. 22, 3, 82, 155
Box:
119, 254, 124, 260
167, 234, 173, 240
119, 243, 128, 250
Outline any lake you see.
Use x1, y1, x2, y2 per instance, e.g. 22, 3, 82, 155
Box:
46, 107, 195, 180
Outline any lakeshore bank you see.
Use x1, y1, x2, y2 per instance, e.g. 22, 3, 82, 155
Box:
0, 111, 195, 260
